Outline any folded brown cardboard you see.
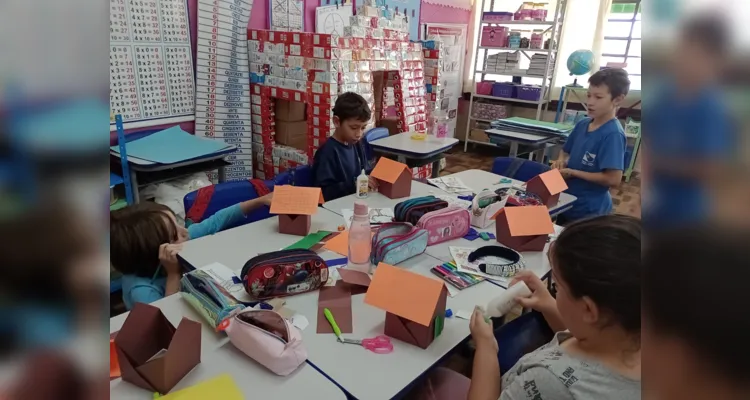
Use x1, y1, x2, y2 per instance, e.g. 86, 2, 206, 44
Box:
275, 120, 308, 149
113, 302, 201, 394
275, 99, 306, 122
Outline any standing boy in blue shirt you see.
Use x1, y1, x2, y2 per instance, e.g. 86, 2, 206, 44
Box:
312, 92, 377, 201
551, 68, 629, 224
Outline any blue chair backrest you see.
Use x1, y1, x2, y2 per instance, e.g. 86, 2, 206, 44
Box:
494, 311, 554, 374
363, 127, 389, 164
492, 157, 551, 182
183, 178, 277, 230
289, 165, 313, 187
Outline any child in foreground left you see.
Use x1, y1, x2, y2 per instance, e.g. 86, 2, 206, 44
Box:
110, 194, 272, 310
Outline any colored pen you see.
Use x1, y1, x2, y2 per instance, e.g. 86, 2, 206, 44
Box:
440, 263, 477, 285
435, 265, 470, 287
323, 308, 342, 340
431, 267, 466, 288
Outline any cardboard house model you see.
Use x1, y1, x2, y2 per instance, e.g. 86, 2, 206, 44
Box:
113, 302, 201, 394
370, 157, 412, 199
364, 263, 448, 349
526, 169, 568, 207
492, 205, 554, 252
269, 185, 324, 236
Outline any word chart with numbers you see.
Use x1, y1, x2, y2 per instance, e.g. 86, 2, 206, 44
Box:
196, 0, 254, 181
110, 0, 196, 130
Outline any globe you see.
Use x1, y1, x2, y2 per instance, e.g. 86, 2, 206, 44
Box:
566, 49, 594, 76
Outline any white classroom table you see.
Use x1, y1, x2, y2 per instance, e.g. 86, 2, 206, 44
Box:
321, 180, 439, 216
442, 169, 577, 217
178, 207, 345, 270
484, 128, 559, 161
110, 295, 346, 399
370, 133, 459, 178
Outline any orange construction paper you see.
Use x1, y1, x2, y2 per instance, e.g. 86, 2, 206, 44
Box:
492, 206, 554, 237
110, 337, 121, 380
364, 263, 446, 327
537, 169, 568, 195
370, 158, 410, 184
269, 185, 324, 216
323, 230, 374, 256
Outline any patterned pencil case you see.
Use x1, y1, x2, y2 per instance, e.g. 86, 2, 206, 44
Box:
471, 189, 509, 229
180, 269, 246, 329
394, 196, 449, 225
241, 249, 329, 300
416, 205, 471, 245
371, 222, 429, 266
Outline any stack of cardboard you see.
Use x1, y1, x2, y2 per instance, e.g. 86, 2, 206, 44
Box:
484, 52, 521, 74
527, 53, 554, 77
274, 99, 307, 150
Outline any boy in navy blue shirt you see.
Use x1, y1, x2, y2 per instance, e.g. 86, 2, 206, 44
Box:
312, 92, 377, 201
551, 68, 629, 223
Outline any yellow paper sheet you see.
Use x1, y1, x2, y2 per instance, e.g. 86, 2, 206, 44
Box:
160, 374, 242, 400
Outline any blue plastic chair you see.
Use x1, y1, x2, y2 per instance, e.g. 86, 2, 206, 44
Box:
492, 157, 551, 182
289, 165, 313, 187
494, 311, 554, 375
183, 178, 278, 230
363, 127, 389, 165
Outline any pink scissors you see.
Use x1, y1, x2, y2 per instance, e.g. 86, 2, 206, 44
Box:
339, 335, 394, 354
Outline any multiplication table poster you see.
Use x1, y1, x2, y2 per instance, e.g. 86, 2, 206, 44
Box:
110, 0, 196, 130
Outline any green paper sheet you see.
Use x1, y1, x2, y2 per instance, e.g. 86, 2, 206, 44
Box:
283, 230, 333, 250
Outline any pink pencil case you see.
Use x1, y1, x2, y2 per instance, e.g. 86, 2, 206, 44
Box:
218, 309, 307, 376
417, 205, 471, 245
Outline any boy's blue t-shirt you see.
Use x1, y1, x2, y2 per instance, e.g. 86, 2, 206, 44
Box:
562, 118, 626, 221
645, 83, 733, 228
121, 203, 245, 310
311, 137, 370, 201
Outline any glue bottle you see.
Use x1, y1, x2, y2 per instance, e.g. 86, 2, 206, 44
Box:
355, 169, 369, 199
348, 200, 372, 274
486, 281, 532, 318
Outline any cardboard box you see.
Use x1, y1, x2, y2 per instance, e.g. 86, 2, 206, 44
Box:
274, 120, 308, 150
469, 128, 489, 143
113, 303, 201, 394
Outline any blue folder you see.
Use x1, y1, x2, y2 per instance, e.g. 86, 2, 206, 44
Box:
110, 126, 233, 165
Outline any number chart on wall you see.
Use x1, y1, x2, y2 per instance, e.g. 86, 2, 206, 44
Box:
110, 0, 196, 131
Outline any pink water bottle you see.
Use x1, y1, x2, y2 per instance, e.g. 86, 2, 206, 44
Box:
348, 200, 372, 273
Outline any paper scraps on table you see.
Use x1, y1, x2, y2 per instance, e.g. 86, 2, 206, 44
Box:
290, 314, 309, 331
337, 268, 371, 295
159, 374, 242, 400
464, 227, 496, 241
322, 230, 375, 256
341, 207, 395, 229
283, 230, 334, 250
455, 310, 472, 320
325, 266, 340, 286
316, 282, 353, 334
449, 246, 511, 285
198, 262, 253, 302
427, 176, 473, 194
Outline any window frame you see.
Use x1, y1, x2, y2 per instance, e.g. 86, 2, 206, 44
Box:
601, 0, 641, 83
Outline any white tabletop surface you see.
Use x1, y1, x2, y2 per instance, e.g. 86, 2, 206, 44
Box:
370, 132, 459, 157
280, 254, 503, 400
441, 169, 577, 216
178, 207, 345, 270
321, 180, 441, 217
110, 295, 346, 399
485, 128, 553, 142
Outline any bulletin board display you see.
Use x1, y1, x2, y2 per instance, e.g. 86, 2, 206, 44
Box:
109, 0, 196, 131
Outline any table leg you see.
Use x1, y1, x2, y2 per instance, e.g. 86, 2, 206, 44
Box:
509, 142, 519, 158
129, 170, 140, 204
218, 165, 227, 183
431, 159, 440, 178
532, 148, 545, 162
397, 155, 407, 164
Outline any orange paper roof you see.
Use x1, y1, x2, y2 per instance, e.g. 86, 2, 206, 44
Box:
364, 263, 445, 326
536, 169, 568, 195
370, 157, 410, 184
269, 185, 324, 216
492, 206, 554, 236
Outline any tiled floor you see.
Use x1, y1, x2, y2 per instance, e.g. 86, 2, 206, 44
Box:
442, 145, 641, 218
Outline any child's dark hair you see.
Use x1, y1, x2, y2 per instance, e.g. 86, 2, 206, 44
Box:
110, 202, 178, 277
681, 14, 728, 57
552, 214, 641, 335
588, 68, 630, 99
645, 225, 750, 386
333, 92, 371, 122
